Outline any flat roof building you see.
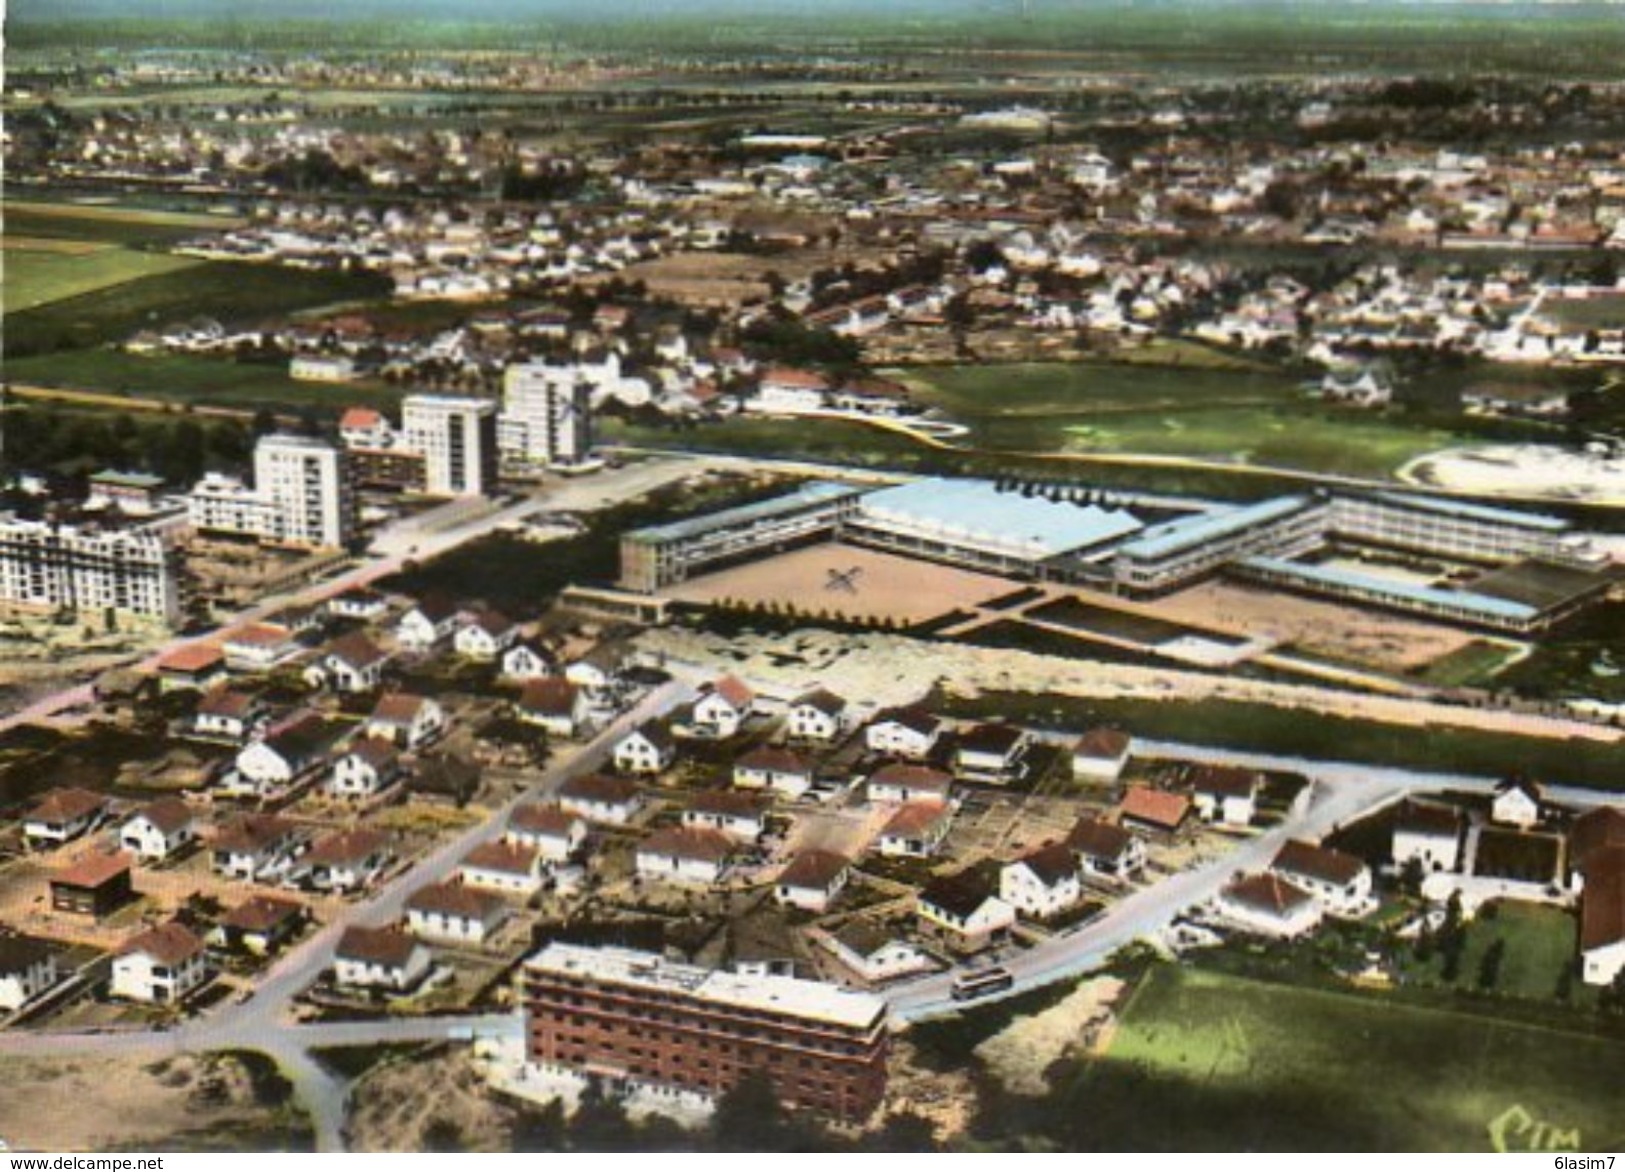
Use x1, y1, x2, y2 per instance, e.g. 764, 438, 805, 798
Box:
522, 942, 888, 1122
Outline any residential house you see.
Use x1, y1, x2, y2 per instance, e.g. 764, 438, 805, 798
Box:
1000, 841, 1084, 920
49, 853, 133, 917
682, 791, 769, 842
877, 803, 954, 859
110, 922, 208, 1004
460, 840, 546, 896
916, 871, 1017, 954
823, 919, 931, 983
501, 640, 557, 681
1491, 779, 1544, 830
613, 721, 676, 775
210, 895, 307, 955
953, 724, 1031, 783
557, 773, 643, 826
1190, 766, 1262, 827
1071, 728, 1131, 782
119, 798, 198, 863
212, 815, 306, 882
733, 746, 813, 798
222, 623, 302, 673
231, 714, 344, 797
1392, 800, 1464, 874
312, 632, 391, 694
506, 803, 587, 864
298, 829, 394, 893
455, 610, 518, 661
405, 883, 509, 945
516, 678, 588, 739
366, 692, 446, 751
395, 597, 460, 652
1580, 853, 1625, 987
155, 644, 227, 694
326, 588, 389, 622
327, 737, 404, 800
689, 675, 754, 739
0, 934, 60, 1012
23, 788, 108, 850
867, 763, 953, 806
775, 850, 851, 913
333, 925, 433, 992
1067, 818, 1146, 883
563, 646, 621, 697
787, 688, 849, 744
1119, 786, 1193, 839
865, 708, 943, 760
1216, 873, 1323, 938
635, 826, 735, 885
192, 687, 267, 741
1270, 840, 1374, 916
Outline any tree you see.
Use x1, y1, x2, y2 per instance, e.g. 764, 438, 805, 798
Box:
1476, 938, 1505, 991
423, 1118, 465, 1153
871, 1110, 938, 1152
510, 1098, 567, 1151
710, 1075, 794, 1151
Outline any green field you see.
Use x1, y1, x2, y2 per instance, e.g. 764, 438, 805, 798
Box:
4, 260, 390, 358
5, 202, 237, 247
1412, 639, 1523, 688
1497, 601, 1625, 704
5, 244, 202, 311
5, 349, 399, 414
896, 361, 1469, 479
1401, 902, 1578, 1001
1091, 966, 1625, 1151
930, 688, 1625, 791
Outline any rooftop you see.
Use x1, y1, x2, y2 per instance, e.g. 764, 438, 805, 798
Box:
1241, 556, 1540, 623
1370, 490, 1569, 533
625, 481, 861, 545
1116, 495, 1312, 562
526, 942, 886, 1030
859, 478, 1145, 561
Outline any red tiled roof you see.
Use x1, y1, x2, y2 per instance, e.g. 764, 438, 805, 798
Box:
883, 802, 952, 838
509, 802, 580, 837
371, 692, 430, 723
463, 840, 539, 876
1120, 786, 1191, 831
117, 921, 203, 965
639, 826, 734, 864
51, 851, 132, 889
1067, 817, 1134, 860
128, 797, 194, 835
220, 895, 305, 933
157, 644, 225, 674
305, 829, 392, 867
336, 925, 420, 968
1074, 728, 1131, 758
406, 882, 505, 921
1223, 873, 1314, 917
518, 677, 580, 717
711, 674, 754, 708
870, 763, 952, 796
27, 787, 107, 825
735, 745, 810, 775
1190, 765, 1261, 799
1272, 839, 1366, 887
778, 849, 849, 890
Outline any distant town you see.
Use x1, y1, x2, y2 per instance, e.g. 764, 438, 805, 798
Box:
3, 0, 1625, 1156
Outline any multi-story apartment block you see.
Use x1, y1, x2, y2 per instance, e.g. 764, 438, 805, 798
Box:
254, 434, 355, 549
522, 942, 889, 1122
499, 362, 594, 468
401, 395, 499, 497
0, 515, 181, 623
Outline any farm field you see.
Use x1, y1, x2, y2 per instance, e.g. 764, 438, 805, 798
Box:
895, 361, 1477, 478
4, 259, 390, 358
1093, 965, 1625, 1151
5, 241, 202, 311
5, 349, 399, 415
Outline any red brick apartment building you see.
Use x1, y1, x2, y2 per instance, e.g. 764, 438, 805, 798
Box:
523, 942, 889, 1122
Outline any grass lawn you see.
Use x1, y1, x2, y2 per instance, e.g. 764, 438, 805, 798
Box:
5, 348, 402, 414
4, 244, 203, 311
1397, 900, 1580, 1001
1495, 601, 1625, 704
1089, 965, 1625, 1151
4, 261, 391, 358
894, 361, 1469, 478
929, 688, 1625, 791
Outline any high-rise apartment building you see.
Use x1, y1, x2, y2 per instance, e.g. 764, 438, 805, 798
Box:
401, 395, 499, 497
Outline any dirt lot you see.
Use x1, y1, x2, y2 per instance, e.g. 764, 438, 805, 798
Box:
595, 245, 849, 309
974, 975, 1126, 1095
0, 1051, 306, 1151
663, 542, 1015, 624
1151, 580, 1479, 671
347, 1045, 518, 1152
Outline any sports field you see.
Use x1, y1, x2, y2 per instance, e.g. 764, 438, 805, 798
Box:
1101, 966, 1625, 1151
661, 541, 1014, 623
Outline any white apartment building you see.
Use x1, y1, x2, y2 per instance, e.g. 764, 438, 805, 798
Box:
254, 434, 355, 548
401, 395, 499, 497
0, 515, 181, 623
499, 362, 594, 467
187, 472, 282, 540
